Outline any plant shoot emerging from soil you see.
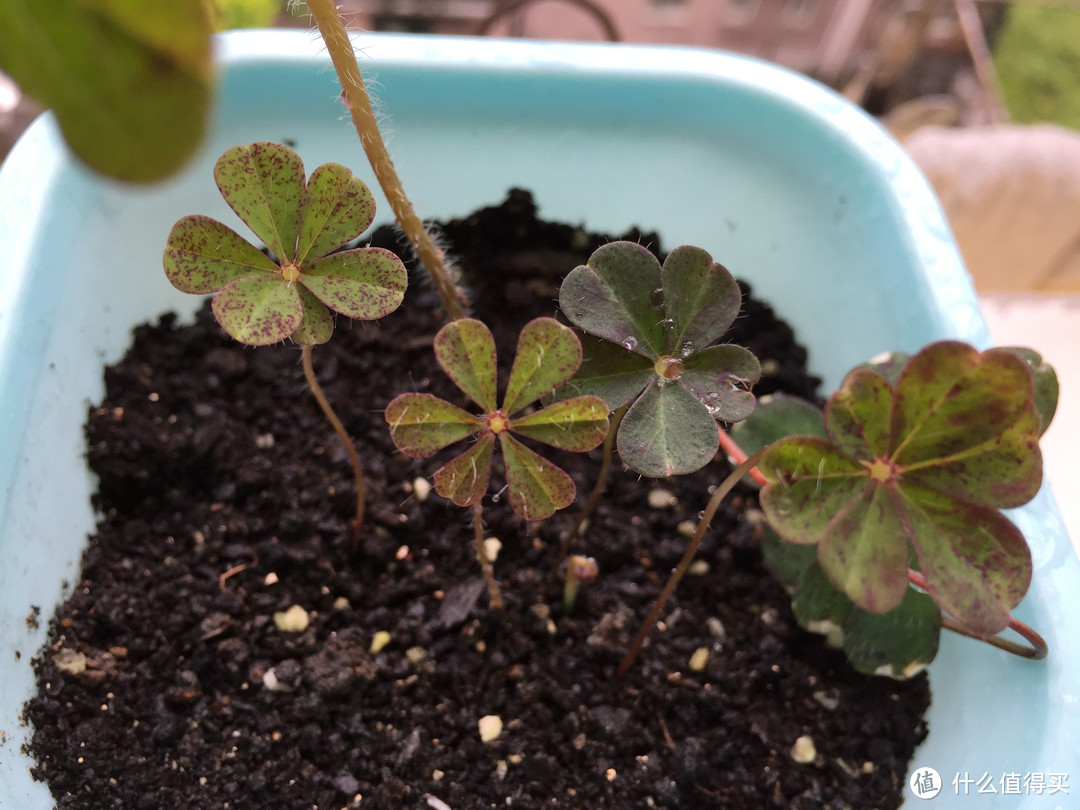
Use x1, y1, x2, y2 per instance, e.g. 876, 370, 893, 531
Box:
557, 241, 761, 477
163, 141, 408, 549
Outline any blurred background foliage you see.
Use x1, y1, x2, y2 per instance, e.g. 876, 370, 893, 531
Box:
995, 3, 1080, 130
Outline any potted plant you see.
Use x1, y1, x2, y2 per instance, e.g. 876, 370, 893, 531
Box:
1, 26, 1077, 808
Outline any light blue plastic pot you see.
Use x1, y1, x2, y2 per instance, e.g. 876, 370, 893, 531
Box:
1, 30, 1076, 808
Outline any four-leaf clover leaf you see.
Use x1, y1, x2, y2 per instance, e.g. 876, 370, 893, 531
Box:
163, 141, 407, 345
385, 318, 610, 521
557, 241, 760, 477
759, 341, 1043, 636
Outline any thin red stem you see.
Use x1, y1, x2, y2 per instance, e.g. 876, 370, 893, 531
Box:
617, 448, 765, 677
302, 345, 364, 553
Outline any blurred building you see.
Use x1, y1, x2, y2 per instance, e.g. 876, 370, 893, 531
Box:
340, 0, 1003, 116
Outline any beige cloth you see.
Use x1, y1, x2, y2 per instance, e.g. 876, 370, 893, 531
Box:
905, 124, 1080, 292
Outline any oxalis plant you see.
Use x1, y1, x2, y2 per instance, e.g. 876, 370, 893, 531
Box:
138, 2, 1057, 682
163, 140, 408, 551
384, 317, 610, 608
548, 241, 1056, 678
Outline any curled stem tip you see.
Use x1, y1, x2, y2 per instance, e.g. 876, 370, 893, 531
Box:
906, 569, 1048, 660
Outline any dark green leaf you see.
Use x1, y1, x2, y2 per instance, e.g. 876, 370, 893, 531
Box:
0, 0, 213, 182
433, 319, 499, 413
1004, 346, 1059, 436
679, 344, 760, 423
855, 351, 910, 387
617, 381, 719, 476
384, 393, 483, 458
559, 242, 665, 359
552, 332, 654, 409
791, 559, 854, 636
728, 394, 826, 457
661, 245, 742, 354
843, 588, 941, 678
760, 526, 818, 590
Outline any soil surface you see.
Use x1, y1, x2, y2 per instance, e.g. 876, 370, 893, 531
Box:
25, 191, 929, 809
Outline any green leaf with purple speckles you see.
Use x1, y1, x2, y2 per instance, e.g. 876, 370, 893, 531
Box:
502, 318, 584, 415
214, 142, 305, 261
510, 396, 610, 451
890, 343, 1041, 508
433, 319, 499, 413
290, 285, 335, 346
211, 274, 302, 346
433, 434, 495, 508
296, 162, 377, 264
385, 393, 484, 458
163, 215, 278, 293
500, 433, 577, 521
301, 248, 407, 320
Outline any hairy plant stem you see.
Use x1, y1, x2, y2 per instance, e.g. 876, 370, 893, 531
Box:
617, 449, 765, 677
305, 0, 468, 322
718, 427, 1049, 661
554, 403, 628, 572
302, 344, 364, 553
473, 503, 505, 610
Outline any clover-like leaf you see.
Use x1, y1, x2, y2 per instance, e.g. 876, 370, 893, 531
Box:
727, 393, 826, 458
296, 163, 377, 263
0, 0, 213, 182
385, 318, 609, 521
385, 394, 483, 458
760, 341, 1043, 635
214, 142, 306, 261
163, 215, 279, 293
557, 242, 760, 476
1003, 347, 1058, 437
762, 530, 941, 677
163, 142, 406, 346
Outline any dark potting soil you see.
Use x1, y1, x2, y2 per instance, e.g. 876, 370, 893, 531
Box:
25, 191, 929, 809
